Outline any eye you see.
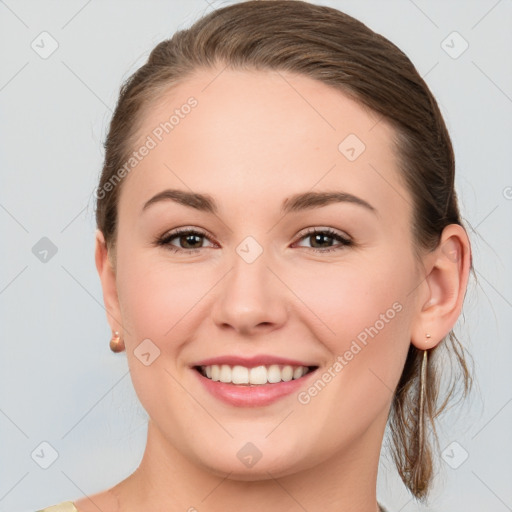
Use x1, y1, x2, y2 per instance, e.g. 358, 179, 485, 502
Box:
155, 228, 216, 253
293, 227, 352, 253
155, 226, 352, 254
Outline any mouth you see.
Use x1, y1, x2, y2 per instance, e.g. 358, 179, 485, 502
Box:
193, 364, 318, 386
190, 355, 320, 407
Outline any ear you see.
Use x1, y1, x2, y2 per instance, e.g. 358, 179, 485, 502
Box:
95, 229, 123, 335
411, 224, 471, 350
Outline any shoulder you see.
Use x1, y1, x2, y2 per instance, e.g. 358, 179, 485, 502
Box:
36, 502, 78, 512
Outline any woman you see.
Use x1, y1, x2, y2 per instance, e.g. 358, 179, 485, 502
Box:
38, 1, 472, 510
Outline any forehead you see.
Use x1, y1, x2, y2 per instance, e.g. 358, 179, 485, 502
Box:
120, 67, 411, 224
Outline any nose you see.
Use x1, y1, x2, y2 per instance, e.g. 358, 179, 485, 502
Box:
211, 248, 289, 336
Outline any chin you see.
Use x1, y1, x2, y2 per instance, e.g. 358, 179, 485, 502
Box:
193, 442, 316, 481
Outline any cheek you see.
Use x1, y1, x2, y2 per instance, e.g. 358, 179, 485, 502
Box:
294, 256, 413, 341
291, 254, 416, 396
116, 252, 210, 343
115, 252, 212, 413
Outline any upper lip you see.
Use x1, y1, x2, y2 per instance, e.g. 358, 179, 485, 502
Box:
192, 355, 318, 368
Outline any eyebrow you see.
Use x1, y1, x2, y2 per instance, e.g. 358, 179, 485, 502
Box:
142, 189, 376, 215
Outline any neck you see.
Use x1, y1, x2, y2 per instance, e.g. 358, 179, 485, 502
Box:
112, 416, 386, 512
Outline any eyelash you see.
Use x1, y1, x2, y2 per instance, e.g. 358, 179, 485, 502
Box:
155, 227, 353, 254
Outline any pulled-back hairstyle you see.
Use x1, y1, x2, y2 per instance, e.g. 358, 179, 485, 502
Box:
95, 0, 472, 500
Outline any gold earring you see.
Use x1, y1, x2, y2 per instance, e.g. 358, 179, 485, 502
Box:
109, 331, 125, 353
418, 349, 428, 459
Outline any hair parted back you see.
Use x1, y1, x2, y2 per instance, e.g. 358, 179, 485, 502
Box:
96, 0, 472, 500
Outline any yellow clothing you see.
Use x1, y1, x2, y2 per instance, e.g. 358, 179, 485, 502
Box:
36, 502, 78, 512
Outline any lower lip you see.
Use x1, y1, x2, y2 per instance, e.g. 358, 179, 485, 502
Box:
193, 368, 317, 407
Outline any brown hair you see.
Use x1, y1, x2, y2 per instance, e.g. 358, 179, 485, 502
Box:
96, 0, 472, 500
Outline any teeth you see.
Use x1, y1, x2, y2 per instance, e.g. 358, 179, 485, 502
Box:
249, 365, 267, 385
282, 365, 294, 382
219, 365, 231, 383
267, 365, 281, 383
293, 366, 304, 379
231, 365, 249, 384
199, 364, 311, 385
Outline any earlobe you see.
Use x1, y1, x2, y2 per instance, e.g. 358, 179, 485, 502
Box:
411, 224, 471, 350
95, 229, 123, 334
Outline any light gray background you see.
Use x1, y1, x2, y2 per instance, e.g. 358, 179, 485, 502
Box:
1, 1, 511, 511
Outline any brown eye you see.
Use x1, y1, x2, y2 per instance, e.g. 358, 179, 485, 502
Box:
176, 233, 204, 249
157, 228, 215, 253
295, 228, 352, 253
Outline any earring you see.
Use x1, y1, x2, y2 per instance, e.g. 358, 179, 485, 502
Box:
418, 349, 428, 457
109, 331, 125, 353
425, 333, 431, 339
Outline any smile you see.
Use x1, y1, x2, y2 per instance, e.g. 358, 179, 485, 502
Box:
195, 364, 316, 385
191, 358, 319, 407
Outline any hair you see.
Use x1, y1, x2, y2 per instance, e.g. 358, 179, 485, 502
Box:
95, 0, 472, 501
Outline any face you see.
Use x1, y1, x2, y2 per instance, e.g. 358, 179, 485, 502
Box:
107, 68, 427, 479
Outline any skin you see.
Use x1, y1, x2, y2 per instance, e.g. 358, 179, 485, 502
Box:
81, 68, 471, 512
